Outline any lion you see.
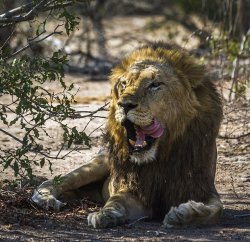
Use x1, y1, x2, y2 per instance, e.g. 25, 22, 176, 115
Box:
32, 42, 223, 228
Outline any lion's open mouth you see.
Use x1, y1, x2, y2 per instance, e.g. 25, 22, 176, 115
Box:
122, 119, 164, 154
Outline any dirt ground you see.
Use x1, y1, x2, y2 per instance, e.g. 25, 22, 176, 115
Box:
0, 75, 249, 241
0, 14, 250, 242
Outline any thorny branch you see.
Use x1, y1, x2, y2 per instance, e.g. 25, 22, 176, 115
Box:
72, 102, 109, 119
230, 174, 240, 199
0, 101, 108, 161
0, 127, 64, 160
4, 25, 63, 60
0, 0, 83, 25
0, 126, 84, 160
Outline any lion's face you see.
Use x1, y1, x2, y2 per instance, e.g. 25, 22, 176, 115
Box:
111, 59, 200, 164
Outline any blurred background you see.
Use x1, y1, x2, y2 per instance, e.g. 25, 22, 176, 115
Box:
1, 0, 249, 100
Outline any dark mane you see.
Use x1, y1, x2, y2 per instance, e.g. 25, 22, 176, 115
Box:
105, 46, 223, 220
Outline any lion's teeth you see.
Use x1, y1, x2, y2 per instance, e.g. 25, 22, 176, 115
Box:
129, 139, 135, 146
134, 141, 147, 148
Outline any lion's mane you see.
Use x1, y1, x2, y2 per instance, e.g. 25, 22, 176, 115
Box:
105, 43, 223, 219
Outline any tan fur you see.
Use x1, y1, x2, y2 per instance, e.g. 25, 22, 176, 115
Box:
32, 42, 223, 228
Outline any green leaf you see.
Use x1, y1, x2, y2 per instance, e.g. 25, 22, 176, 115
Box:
13, 161, 19, 177
40, 158, 45, 168
48, 160, 53, 174
82, 132, 91, 148
53, 174, 64, 185
68, 83, 74, 91
1, 105, 6, 113
3, 158, 13, 170
33, 128, 39, 138
9, 117, 19, 126
67, 137, 73, 148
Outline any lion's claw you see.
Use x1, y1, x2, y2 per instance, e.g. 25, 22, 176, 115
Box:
32, 190, 66, 211
87, 207, 126, 228
31, 181, 66, 211
163, 200, 220, 228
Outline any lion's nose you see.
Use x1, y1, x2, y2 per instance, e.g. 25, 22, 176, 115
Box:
118, 101, 137, 114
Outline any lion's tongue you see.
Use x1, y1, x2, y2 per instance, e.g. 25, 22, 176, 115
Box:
135, 119, 164, 147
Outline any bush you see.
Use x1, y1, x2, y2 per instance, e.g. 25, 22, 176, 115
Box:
0, 0, 91, 180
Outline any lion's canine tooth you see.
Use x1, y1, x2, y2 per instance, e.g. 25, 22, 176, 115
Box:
129, 139, 135, 146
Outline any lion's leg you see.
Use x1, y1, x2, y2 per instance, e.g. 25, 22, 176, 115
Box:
59, 178, 107, 204
32, 152, 109, 211
87, 192, 146, 228
163, 195, 223, 228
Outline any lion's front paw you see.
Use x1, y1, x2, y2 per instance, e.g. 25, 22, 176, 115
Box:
163, 199, 222, 228
32, 182, 66, 211
87, 207, 126, 228
163, 202, 197, 228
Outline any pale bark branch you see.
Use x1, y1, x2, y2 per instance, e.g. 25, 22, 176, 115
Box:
0, 0, 80, 25
0, 128, 67, 160
4, 25, 63, 60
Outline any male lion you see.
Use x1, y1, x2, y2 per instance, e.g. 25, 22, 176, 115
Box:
32, 42, 223, 228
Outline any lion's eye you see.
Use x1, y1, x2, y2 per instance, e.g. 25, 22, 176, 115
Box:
120, 81, 126, 88
148, 82, 163, 90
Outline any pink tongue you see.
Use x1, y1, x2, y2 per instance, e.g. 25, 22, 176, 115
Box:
135, 119, 164, 146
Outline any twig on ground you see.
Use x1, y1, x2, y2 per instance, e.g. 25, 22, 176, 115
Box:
230, 174, 240, 199
234, 214, 250, 218
146, 230, 168, 236
126, 216, 148, 227
29, 201, 39, 210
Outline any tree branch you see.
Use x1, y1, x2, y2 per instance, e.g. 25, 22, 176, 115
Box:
0, 0, 77, 25
0, 128, 23, 144
0, 0, 48, 24
0, 127, 70, 160
4, 25, 63, 60
0, 2, 33, 18
229, 28, 250, 100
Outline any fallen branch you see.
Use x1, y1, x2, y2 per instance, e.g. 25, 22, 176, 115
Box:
126, 216, 148, 227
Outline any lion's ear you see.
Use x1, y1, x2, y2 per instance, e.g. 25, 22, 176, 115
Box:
167, 49, 205, 88
109, 67, 125, 100
183, 62, 205, 88
112, 82, 119, 100
109, 76, 119, 101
